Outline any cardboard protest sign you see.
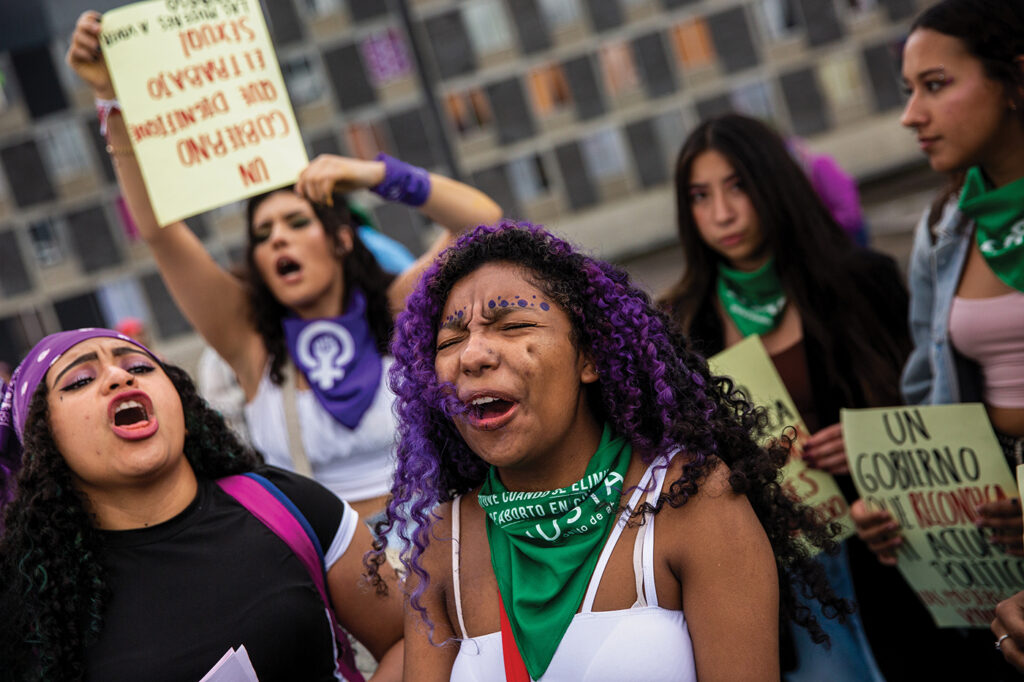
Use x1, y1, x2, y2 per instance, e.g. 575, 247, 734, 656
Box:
843, 403, 1024, 627
101, 0, 307, 225
709, 336, 855, 547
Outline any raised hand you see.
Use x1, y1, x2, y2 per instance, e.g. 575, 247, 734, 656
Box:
66, 11, 114, 98
295, 155, 386, 207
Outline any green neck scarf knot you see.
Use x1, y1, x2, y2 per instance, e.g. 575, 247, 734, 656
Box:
716, 257, 787, 336
478, 424, 632, 680
959, 166, 1024, 292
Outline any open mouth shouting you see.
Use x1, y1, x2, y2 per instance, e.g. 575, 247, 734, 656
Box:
275, 256, 302, 281
463, 392, 519, 430
108, 390, 159, 440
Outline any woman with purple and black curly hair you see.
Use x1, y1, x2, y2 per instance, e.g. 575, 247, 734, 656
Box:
371, 221, 849, 681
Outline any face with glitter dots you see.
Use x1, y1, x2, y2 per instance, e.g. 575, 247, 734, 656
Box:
434, 262, 599, 473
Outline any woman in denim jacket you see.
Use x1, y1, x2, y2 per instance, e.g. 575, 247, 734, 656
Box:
852, 0, 1024, 675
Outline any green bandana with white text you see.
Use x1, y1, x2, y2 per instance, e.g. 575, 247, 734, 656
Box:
959, 166, 1024, 292
716, 258, 787, 337
478, 424, 631, 680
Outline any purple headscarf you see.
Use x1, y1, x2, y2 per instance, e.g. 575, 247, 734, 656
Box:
0, 328, 155, 506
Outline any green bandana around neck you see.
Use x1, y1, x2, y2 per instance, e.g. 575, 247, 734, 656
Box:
959, 166, 1024, 292
716, 258, 787, 337
477, 424, 632, 680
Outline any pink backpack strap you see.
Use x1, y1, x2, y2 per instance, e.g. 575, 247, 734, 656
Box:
216, 473, 365, 682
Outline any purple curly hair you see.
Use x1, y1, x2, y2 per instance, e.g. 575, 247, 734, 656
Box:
373, 221, 849, 643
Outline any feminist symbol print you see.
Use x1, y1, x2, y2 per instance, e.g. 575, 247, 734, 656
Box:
296, 320, 355, 390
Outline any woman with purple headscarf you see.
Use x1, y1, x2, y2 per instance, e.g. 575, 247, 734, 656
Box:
371, 222, 851, 681
0, 329, 403, 682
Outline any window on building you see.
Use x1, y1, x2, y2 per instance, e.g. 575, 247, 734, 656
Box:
10, 44, 68, 119
97, 277, 151, 332
707, 8, 760, 74
66, 205, 123, 273
345, 120, 389, 159
538, 0, 583, 32
581, 128, 629, 180
38, 124, 91, 182
562, 55, 604, 119
508, 155, 551, 202
670, 18, 715, 69
445, 89, 493, 135
322, 43, 377, 111
654, 110, 687, 159
759, 0, 802, 40
731, 81, 776, 120
360, 28, 413, 86
301, 0, 344, 19
28, 218, 63, 267
0, 229, 31, 296
463, 1, 515, 56
527, 64, 572, 117
282, 56, 325, 108
818, 53, 865, 110
599, 43, 640, 97
1, 140, 56, 207
487, 78, 537, 145
424, 11, 477, 78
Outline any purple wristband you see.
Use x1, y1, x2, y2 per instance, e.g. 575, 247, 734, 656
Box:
371, 153, 431, 207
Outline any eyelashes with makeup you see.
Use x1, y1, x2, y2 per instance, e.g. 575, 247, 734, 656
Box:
901, 78, 949, 97
251, 217, 313, 244
58, 362, 156, 392
434, 322, 538, 351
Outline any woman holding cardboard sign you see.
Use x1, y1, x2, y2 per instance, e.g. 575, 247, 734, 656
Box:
67, 11, 501, 525
854, 0, 1024, 563
661, 113, 912, 682
845, 1, 1024, 673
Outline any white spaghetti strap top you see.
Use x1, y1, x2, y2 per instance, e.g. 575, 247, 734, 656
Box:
450, 454, 696, 682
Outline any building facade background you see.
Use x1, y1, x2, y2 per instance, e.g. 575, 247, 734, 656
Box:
0, 0, 927, 370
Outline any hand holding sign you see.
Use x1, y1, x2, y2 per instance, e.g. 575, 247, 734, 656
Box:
850, 498, 901, 566
977, 498, 1024, 556
67, 11, 115, 98
843, 403, 1024, 627
803, 422, 850, 475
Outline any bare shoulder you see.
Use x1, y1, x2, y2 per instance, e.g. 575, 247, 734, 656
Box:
657, 455, 766, 556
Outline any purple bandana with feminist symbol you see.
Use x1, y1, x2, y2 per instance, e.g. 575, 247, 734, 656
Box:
281, 290, 383, 430
0, 328, 156, 508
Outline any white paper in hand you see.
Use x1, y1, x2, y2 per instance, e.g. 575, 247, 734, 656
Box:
198, 645, 260, 682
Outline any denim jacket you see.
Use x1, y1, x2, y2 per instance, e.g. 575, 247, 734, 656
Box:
901, 200, 983, 405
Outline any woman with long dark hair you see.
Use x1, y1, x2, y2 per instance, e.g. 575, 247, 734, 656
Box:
66, 11, 502, 521
0, 329, 403, 682
660, 113, 910, 680
845, 1, 1024, 675
374, 222, 849, 680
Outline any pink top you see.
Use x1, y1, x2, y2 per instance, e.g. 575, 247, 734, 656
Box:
948, 291, 1024, 408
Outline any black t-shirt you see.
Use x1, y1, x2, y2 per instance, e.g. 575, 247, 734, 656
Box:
85, 467, 346, 682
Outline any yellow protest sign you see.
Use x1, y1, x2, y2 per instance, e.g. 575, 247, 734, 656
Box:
843, 403, 1023, 627
101, 0, 307, 225
709, 336, 854, 547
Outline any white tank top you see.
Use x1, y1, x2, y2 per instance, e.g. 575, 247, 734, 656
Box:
243, 358, 398, 502
449, 455, 697, 682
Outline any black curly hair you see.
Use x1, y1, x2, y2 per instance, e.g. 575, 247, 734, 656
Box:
377, 222, 853, 646
0, 362, 260, 682
244, 189, 396, 385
